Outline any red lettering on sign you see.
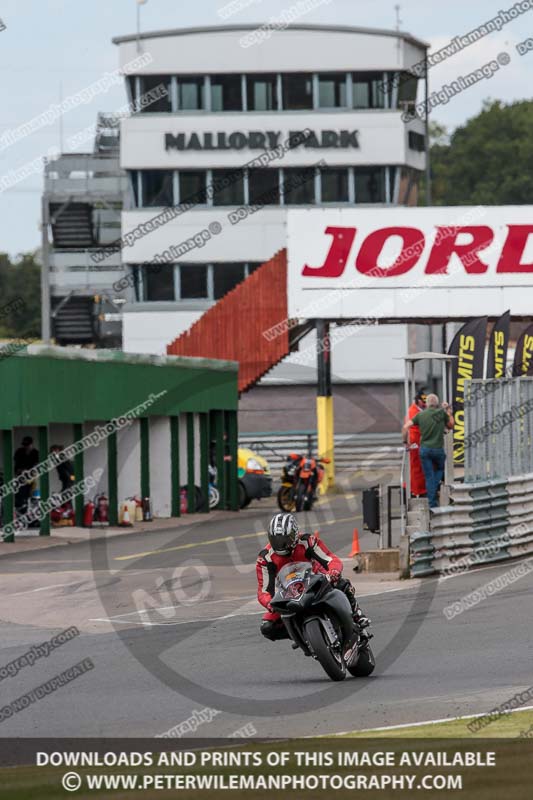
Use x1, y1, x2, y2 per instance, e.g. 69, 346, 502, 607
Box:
496, 225, 533, 273
425, 226, 493, 274
355, 227, 424, 277
301, 222, 533, 280
302, 226, 356, 277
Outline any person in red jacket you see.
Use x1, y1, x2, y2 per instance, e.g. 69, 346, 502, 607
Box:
257, 513, 370, 641
405, 390, 427, 497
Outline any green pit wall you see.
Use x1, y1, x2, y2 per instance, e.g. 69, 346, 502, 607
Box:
0, 346, 239, 540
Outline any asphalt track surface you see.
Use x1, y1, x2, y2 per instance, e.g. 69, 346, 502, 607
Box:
0, 493, 532, 738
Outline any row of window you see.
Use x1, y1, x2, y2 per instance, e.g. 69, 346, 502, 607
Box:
131, 165, 390, 207
128, 71, 418, 113
134, 262, 262, 302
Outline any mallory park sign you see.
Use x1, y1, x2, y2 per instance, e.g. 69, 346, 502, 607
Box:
164, 129, 360, 152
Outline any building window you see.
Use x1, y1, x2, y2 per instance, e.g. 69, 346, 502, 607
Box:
178, 76, 204, 110
248, 169, 280, 205
132, 266, 142, 302
141, 170, 174, 206
179, 171, 207, 204
180, 264, 208, 299
283, 168, 315, 204
126, 76, 137, 106
352, 72, 386, 109
355, 167, 386, 203
398, 72, 418, 115
211, 75, 243, 111
246, 74, 278, 110
130, 171, 140, 207
144, 264, 175, 301
138, 75, 172, 112
321, 168, 349, 202
282, 73, 313, 110
211, 169, 244, 206
318, 73, 347, 108
213, 263, 246, 300
408, 131, 425, 152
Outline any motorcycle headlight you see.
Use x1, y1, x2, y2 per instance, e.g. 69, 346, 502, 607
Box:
286, 581, 304, 600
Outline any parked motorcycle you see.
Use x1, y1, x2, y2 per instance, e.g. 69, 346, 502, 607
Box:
208, 464, 220, 509
270, 562, 375, 681
277, 453, 329, 513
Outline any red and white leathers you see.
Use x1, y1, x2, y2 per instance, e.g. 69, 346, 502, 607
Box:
406, 402, 427, 497
256, 533, 343, 623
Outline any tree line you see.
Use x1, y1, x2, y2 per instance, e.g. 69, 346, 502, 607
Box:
0, 252, 41, 339
425, 100, 533, 205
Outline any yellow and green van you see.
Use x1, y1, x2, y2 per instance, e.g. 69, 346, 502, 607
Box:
237, 447, 272, 508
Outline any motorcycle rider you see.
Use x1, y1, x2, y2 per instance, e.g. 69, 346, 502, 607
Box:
257, 512, 371, 641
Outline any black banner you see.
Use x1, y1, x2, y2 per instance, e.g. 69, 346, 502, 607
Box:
448, 317, 487, 464
512, 322, 533, 376
486, 310, 510, 379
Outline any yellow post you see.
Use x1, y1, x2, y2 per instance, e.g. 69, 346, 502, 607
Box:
317, 395, 335, 491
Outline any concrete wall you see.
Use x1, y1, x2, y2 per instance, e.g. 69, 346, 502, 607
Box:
117, 420, 141, 504
239, 383, 404, 434
121, 207, 287, 265
83, 422, 110, 501
179, 414, 188, 488
121, 111, 424, 171
149, 416, 171, 517
123, 308, 205, 355
122, 308, 414, 384
264, 324, 409, 385
116, 27, 426, 75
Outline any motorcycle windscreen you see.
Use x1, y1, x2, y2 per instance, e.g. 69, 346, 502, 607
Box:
276, 562, 313, 591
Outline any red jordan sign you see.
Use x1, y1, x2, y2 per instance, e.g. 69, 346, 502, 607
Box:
287, 207, 533, 320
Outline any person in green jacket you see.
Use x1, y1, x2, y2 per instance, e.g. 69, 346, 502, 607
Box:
402, 393, 454, 509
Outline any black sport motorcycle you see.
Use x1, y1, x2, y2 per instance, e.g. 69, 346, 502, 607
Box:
270, 562, 375, 681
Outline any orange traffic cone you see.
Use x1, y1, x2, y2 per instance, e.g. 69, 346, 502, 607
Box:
120, 504, 132, 527
349, 528, 360, 557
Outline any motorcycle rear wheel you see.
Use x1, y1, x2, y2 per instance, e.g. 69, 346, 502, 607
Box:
277, 485, 295, 512
304, 618, 346, 682
347, 641, 376, 677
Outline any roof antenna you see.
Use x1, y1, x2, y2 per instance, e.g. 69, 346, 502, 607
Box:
394, 4, 402, 30
136, 0, 148, 53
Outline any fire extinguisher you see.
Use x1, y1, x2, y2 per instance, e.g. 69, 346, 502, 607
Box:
83, 500, 95, 528
142, 497, 153, 522
94, 494, 109, 526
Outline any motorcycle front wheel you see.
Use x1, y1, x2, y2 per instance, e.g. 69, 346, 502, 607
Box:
347, 642, 376, 677
209, 486, 220, 509
295, 481, 306, 513
304, 618, 346, 682
277, 485, 295, 512
303, 489, 314, 511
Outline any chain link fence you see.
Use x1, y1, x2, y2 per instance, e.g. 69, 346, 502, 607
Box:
464, 377, 533, 482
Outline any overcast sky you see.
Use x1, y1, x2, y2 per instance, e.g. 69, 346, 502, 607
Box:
0, 0, 531, 257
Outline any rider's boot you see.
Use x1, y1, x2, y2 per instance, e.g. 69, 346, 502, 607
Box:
345, 583, 371, 629
353, 604, 372, 636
